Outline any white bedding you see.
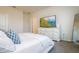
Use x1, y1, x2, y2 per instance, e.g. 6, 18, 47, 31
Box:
14, 33, 54, 53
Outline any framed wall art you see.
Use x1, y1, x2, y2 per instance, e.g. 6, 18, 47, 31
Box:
40, 15, 56, 28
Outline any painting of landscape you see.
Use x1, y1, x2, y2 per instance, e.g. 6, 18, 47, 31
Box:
40, 15, 56, 28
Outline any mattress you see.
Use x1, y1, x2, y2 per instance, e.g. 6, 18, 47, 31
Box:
14, 33, 54, 53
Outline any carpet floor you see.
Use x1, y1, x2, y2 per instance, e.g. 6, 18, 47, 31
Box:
49, 41, 79, 53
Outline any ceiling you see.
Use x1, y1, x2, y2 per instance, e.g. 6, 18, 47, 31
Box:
15, 6, 50, 13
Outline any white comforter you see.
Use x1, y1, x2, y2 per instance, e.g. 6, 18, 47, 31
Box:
14, 33, 54, 53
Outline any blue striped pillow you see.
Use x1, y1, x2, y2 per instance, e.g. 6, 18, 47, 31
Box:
6, 30, 21, 44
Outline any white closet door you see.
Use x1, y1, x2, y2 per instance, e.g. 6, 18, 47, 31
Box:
0, 14, 8, 31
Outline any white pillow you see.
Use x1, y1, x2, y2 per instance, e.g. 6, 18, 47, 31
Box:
0, 31, 15, 52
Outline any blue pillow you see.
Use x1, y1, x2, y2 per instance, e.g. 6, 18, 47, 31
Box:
6, 30, 21, 44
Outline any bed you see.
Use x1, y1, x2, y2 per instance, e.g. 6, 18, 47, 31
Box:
13, 33, 54, 53
0, 30, 54, 53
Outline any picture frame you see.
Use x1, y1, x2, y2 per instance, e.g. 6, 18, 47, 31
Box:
40, 15, 56, 28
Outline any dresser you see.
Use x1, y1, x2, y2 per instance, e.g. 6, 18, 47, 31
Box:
38, 28, 60, 41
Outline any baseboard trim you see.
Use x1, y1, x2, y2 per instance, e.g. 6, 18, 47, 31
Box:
60, 40, 73, 43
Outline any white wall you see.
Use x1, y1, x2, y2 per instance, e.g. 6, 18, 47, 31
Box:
23, 12, 32, 32
31, 6, 79, 41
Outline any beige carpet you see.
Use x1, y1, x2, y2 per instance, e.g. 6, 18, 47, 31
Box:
49, 41, 79, 53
